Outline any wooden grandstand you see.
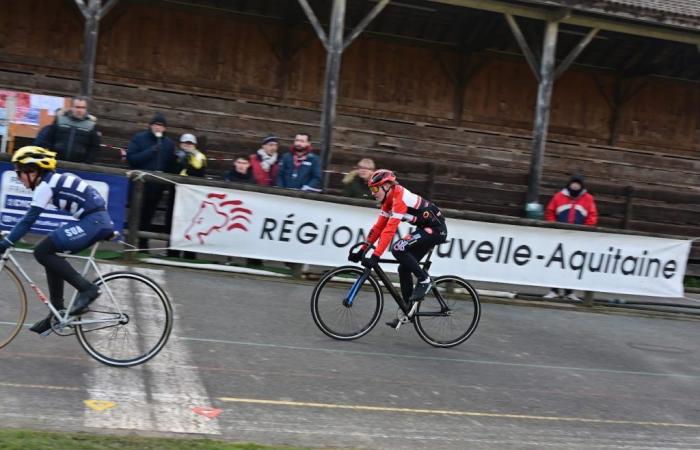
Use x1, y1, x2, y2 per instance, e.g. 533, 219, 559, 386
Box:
0, 0, 698, 263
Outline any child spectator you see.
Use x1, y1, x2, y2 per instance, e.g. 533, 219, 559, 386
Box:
224, 155, 254, 183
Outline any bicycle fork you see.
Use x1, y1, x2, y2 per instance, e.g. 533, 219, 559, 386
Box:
343, 268, 371, 307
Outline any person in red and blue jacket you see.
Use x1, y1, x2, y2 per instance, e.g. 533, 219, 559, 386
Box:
543, 174, 598, 301
544, 174, 598, 226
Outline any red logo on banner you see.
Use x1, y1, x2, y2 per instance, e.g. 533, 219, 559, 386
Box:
184, 193, 253, 244
192, 406, 222, 419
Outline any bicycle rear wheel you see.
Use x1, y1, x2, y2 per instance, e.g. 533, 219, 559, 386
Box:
311, 265, 383, 340
76, 271, 173, 367
0, 266, 27, 349
413, 275, 481, 348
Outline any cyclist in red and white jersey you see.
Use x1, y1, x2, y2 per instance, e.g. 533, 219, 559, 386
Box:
349, 169, 447, 328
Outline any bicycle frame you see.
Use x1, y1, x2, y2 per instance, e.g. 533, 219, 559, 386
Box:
0, 242, 126, 331
346, 243, 449, 317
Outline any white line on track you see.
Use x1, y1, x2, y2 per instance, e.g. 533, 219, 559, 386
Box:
83, 264, 220, 435
171, 335, 700, 380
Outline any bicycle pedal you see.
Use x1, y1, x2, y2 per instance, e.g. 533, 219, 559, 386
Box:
39, 328, 53, 338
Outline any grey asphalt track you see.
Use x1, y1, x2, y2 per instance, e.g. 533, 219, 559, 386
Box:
1, 253, 699, 449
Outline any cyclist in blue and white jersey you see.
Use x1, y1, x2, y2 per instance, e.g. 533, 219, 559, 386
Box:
0, 146, 114, 334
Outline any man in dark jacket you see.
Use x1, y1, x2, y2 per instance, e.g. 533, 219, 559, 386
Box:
276, 133, 321, 191
126, 112, 177, 251
35, 97, 100, 163
126, 112, 176, 172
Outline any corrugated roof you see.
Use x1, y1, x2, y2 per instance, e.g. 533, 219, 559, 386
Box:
602, 0, 700, 19
520, 0, 700, 30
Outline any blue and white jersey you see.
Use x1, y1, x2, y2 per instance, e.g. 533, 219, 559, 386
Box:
31, 172, 106, 218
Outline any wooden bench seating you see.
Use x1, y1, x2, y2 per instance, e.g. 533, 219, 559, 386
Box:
0, 69, 697, 258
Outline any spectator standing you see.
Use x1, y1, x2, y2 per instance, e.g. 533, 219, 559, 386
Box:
249, 135, 280, 186
34, 96, 100, 163
342, 158, 375, 199
126, 112, 177, 251
224, 154, 257, 266
543, 174, 598, 301
172, 133, 207, 260
224, 156, 254, 183
175, 133, 207, 177
276, 133, 321, 191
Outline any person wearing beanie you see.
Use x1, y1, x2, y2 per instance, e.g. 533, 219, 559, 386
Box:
543, 173, 599, 301
249, 135, 280, 186
126, 112, 177, 251
150, 112, 167, 127
342, 158, 375, 199
126, 112, 175, 172
276, 133, 321, 191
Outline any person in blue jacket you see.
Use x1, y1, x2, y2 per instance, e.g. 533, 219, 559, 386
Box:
126, 112, 177, 250
276, 133, 322, 191
0, 147, 115, 335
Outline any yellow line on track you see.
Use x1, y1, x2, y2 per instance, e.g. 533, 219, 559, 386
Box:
0, 381, 80, 391
218, 397, 700, 429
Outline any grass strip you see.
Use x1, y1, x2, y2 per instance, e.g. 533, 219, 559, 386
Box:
0, 429, 315, 450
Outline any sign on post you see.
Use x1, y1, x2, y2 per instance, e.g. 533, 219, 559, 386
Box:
0, 162, 129, 233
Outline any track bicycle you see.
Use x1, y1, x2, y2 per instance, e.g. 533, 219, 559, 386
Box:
311, 243, 481, 347
0, 232, 173, 367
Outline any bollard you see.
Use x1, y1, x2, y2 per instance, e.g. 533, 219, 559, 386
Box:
583, 290, 594, 307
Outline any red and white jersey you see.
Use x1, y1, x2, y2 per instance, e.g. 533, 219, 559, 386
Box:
366, 185, 431, 256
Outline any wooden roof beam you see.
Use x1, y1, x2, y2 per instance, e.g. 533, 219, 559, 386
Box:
343, 0, 390, 50
429, 0, 700, 45
296, 0, 329, 49
554, 27, 599, 79
505, 14, 541, 81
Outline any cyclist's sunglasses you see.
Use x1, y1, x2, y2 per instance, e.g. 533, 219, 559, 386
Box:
369, 185, 381, 193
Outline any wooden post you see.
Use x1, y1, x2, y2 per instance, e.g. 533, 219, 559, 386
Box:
126, 178, 144, 260
77, 0, 118, 98
453, 53, 468, 126
319, 0, 346, 190
583, 290, 595, 307
608, 76, 624, 146
525, 20, 559, 217
425, 162, 436, 198
0, 96, 14, 154
623, 185, 634, 229
79, 0, 99, 97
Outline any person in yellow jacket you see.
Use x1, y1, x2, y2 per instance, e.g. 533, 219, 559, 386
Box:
175, 133, 207, 177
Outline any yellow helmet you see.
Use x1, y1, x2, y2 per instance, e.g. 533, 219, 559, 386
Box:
12, 146, 57, 171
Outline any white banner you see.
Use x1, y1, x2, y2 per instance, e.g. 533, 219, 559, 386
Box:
171, 184, 691, 298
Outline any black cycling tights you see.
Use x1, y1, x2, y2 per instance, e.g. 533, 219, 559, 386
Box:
390, 227, 445, 303
34, 237, 92, 307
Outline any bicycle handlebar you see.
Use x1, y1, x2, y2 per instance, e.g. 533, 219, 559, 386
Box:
348, 242, 374, 258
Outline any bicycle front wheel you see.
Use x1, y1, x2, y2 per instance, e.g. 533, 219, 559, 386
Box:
0, 266, 27, 349
311, 265, 383, 340
413, 276, 481, 348
76, 271, 173, 367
